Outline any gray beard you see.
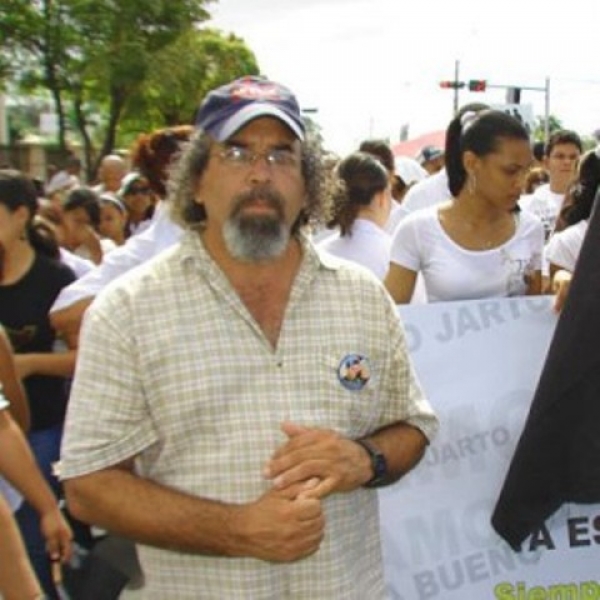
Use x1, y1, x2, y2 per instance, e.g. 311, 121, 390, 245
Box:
222, 187, 290, 262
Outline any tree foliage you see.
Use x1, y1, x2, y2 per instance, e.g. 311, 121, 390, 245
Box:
119, 28, 259, 141
532, 114, 563, 141
0, 1, 260, 177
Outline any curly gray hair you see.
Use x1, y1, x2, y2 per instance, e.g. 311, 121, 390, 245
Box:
167, 129, 330, 233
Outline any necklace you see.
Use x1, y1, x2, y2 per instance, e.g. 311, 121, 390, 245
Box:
442, 210, 519, 251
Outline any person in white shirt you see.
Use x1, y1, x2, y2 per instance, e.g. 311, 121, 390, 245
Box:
45, 156, 81, 200
545, 147, 600, 276
519, 130, 582, 240
61, 187, 117, 264
385, 109, 544, 303
34, 202, 96, 278
546, 220, 588, 275
58, 247, 95, 278
318, 152, 392, 281
50, 202, 182, 336
385, 156, 427, 235
49, 127, 193, 340
91, 154, 127, 196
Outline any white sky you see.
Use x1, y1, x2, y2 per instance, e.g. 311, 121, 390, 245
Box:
207, 0, 600, 155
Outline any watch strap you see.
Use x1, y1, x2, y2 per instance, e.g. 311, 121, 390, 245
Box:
356, 438, 388, 488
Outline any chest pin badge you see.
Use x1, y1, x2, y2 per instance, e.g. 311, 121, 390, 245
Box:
337, 354, 371, 391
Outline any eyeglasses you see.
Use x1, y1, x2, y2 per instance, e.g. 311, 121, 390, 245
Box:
128, 186, 151, 194
214, 144, 299, 170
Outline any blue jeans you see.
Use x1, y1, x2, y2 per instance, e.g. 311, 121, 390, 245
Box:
15, 423, 63, 600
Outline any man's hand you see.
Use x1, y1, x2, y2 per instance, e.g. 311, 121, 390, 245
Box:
263, 422, 372, 499
231, 480, 324, 562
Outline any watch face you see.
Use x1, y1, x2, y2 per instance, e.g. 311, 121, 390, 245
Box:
373, 452, 387, 479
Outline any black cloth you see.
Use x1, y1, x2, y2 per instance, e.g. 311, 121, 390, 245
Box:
491, 200, 600, 550
0, 253, 75, 430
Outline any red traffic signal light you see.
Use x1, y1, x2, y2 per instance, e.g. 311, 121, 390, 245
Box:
468, 80, 487, 92
439, 80, 465, 89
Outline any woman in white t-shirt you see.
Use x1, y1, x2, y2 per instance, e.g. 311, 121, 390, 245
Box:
385, 110, 544, 303
318, 151, 392, 281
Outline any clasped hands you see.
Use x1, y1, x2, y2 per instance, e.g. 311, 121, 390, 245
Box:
264, 421, 371, 499
234, 422, 371, 563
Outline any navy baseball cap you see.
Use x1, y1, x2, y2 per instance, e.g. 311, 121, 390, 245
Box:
415, 145, 444, 165
195, 76, 305, 142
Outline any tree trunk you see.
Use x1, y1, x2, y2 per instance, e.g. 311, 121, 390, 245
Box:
45, 64, 68, 152
72, 96, 95, 184
93, 86, 126, 176
42, 0, 68, 152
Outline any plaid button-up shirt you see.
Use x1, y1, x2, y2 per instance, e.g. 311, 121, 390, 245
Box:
62, 230, 438, 599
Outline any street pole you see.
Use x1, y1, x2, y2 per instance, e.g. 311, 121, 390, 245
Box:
544, 77, 550, 142
453, 60, 460, 115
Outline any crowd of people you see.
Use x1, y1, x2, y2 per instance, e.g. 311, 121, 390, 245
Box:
0, 73, 597, 598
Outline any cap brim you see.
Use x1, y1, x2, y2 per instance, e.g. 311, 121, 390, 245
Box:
210, 104, 305, 142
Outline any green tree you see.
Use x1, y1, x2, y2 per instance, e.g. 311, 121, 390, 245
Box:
0, 0, 212, 174
119, 28, 259, 141
0, 1, 80, 150
532, 114, 563, 141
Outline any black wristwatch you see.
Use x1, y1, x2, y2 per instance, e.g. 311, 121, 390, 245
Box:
356, 438, 388, 488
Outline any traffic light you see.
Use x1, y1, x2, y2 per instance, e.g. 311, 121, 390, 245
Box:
468, 80, 487, 92
506, 87, 521, 104
439, 81, 465, 89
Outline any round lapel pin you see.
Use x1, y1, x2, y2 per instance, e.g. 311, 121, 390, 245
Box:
338, 354, 371, 391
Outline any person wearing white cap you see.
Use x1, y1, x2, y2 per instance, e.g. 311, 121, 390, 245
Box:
61, 76, 437, 599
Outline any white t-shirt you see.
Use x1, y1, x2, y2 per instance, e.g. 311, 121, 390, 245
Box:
73, 238, 118, 264
385, 201, 408, 236
390, 207, 544, 302
400, 169, 450, 214
50, 202, 183, 313
519, 184, 565, 240
59, 247, 95, 278
317, 219, 391, 281
544, 219, 587, 273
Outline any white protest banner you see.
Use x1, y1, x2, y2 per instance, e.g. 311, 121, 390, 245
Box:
380, 296, 600, 600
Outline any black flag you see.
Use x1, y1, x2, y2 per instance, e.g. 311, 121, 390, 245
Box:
491, 198, 600, 550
